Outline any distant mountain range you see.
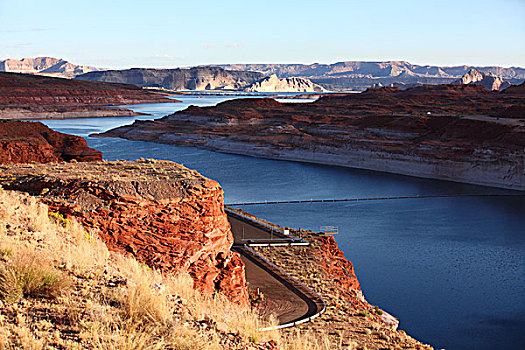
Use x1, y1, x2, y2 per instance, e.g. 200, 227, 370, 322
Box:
218, 62, 525, 90
0, 57, 103, 78
2, 57, 524, 91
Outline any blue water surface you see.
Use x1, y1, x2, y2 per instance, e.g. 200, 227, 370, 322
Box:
40, 95, 525, 350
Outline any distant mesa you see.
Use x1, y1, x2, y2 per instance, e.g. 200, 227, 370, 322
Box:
453, 68, 511, 91
3, 56, 524, 91
244, 74, 326, 92
76, 67, 265, 91
0, 57, 103, 79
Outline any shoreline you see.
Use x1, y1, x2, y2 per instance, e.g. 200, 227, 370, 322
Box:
93, 131, 525, 191
0, 107, 150, 120
204, 142, 524, 191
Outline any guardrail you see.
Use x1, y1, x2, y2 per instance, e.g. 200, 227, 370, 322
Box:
238, 245, 326, 331
225, 207, 309, 245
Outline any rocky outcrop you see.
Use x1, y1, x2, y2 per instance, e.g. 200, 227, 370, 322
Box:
76, 67, 265, 91
453, 68, 510, 90
245, 74, 326, 92
0, 72, 173, 119
0, 160, 248, 305
0, 57, 103, 79
0, 120, 102, 163
219, 61, 525, 91
98, 84, 525, 190
315, 235, 360, 290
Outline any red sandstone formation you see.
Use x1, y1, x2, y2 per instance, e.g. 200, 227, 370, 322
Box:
0, 160, 248, 305
0, 120, 102, 163
0, 72, 174, 119
315, 235, 360, 290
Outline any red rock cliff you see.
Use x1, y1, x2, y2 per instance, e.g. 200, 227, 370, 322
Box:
0, 120, 102, 163
0, 160, 248, 305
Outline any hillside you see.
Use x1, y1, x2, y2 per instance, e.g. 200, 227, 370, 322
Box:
0, 72, 172, 119
0, 186, 283, 349
219, 61, 525, 91
0, 57, 103, 79
76, 66, 264, 91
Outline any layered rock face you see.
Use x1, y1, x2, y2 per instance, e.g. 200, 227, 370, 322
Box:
99, 84, 525, 190
76, 67, 265, 91
220, 61, 525, 90
0, 57, 103, 79
0, 120, 102, 163
0, 72, 172, 119
453, 68, 510, 90
0, 160, 248, 305
245, 74, 326, 92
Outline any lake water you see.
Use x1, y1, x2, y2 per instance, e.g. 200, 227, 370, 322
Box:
41, 95, 525, 350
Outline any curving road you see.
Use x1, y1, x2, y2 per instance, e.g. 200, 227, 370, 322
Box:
226, 209, 325, 328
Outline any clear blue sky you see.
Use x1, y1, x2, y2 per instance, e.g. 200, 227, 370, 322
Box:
1, 0, 524, 68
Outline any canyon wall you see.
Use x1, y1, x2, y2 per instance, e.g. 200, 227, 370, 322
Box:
0, 160, 248, 305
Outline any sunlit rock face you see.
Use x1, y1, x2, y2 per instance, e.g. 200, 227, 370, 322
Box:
0, 160, 249, 306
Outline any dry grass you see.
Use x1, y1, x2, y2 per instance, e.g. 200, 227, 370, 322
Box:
0, 247, 70, 302
0, 186, 335, 349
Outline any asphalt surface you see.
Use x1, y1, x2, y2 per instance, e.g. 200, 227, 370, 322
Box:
227, 211, 325, 327
228, 214, 290, 244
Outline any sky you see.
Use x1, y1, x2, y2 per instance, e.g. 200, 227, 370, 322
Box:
1, 0, 524, 69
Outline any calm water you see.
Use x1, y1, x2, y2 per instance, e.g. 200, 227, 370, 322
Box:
41, 95, 525, 350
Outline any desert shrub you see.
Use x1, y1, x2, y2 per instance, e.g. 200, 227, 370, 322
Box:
122, 282, 170, 325
0, 248, 70, 303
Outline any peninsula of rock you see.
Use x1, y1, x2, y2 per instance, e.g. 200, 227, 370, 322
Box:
0, 72, 173, 120
98, 84, 525, 190
0, 120, 102, 163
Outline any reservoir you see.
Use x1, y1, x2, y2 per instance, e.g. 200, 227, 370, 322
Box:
41, 95, 525, 350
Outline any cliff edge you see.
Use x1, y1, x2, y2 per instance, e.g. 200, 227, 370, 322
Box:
0, 160, 248, 305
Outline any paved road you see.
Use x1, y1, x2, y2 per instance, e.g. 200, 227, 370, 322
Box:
227, 211, 325, 328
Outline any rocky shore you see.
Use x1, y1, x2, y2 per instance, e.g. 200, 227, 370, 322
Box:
98, 84, 525, 190
0, 120, 102, 163
0, 119, 434, 347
